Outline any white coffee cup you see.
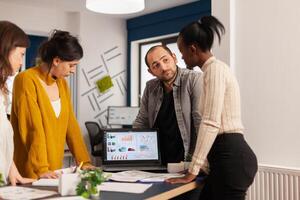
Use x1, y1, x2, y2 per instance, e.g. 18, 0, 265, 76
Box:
167, 162, 185, 173
184, 161, 191, 170
59, 173, 81, 196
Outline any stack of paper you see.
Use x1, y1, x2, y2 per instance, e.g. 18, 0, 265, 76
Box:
32, 178, 59, 186
45, 197, 86, 200
0, 186, 57, 200
98, 182, 152, 193
107, 170, 184, 182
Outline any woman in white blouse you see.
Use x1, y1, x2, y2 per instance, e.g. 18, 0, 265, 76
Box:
166, 16, 257, 200
0, 21, 35, 185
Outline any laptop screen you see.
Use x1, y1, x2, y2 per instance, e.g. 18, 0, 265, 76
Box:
102, 129, 161, 165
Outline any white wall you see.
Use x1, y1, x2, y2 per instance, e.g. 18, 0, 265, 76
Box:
211, 0, 231, 67
77, 12, 127, 128
213, 0, 300, 168
0, 1, 70, 35
76, 13, 126, 164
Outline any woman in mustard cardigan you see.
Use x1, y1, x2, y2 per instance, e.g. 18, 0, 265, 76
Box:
11, 30, 92, 179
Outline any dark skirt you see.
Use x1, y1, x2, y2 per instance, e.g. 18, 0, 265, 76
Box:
199, 133, 258, 200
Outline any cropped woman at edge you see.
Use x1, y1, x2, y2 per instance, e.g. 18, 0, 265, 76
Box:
167, 16, 258, 200
0, 20, 35, 185
11, 30, 92, 179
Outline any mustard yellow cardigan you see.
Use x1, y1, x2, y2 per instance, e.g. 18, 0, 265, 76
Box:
11, 66, 91, 178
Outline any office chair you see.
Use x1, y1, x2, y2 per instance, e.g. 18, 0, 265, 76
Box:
85, 121, 103, 157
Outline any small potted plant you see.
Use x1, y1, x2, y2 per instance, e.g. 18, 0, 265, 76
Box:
76, 169, 107, 199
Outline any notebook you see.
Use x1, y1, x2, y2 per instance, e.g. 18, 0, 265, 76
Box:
102, 129, 166, 172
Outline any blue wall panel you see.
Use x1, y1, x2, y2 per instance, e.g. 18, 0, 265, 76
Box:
26, 35, 47, 68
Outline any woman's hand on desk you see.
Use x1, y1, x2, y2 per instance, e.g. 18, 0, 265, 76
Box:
165, 172, 196, 184
8, 162, 36, 185
39, 171, 59, 179
9, 176, 36, 186
81, 164, 96, 170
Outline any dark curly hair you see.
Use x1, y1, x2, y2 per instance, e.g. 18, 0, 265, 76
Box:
38, 30, 83, 70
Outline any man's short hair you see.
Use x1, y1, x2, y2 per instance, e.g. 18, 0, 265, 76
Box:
145, 45, 173, 68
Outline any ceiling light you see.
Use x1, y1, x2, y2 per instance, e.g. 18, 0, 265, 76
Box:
86, 0, 145, 14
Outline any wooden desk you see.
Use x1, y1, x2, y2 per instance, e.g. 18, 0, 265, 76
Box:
28, 179, 203, 200
100, 180, 202, 200
146, 181, 199, 200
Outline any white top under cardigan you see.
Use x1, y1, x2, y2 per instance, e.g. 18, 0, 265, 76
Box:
51, 98, 61, 118
0, 91, 14, 184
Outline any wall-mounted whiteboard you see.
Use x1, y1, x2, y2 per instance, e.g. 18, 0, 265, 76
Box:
107, 106, 140, 125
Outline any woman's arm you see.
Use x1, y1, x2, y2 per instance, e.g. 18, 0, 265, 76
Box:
12, 75, 50, 178
64, 80, 91, 167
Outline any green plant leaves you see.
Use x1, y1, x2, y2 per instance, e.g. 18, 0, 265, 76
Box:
76, 169, 106, 199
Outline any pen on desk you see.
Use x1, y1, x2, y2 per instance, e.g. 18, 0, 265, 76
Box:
78, 161, 83, 170
73, 161, 83, 173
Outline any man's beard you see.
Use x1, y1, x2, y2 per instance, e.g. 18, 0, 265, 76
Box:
162, 68, 177, 84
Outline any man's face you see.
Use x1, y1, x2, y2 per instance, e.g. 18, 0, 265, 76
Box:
147, 47, 177, 82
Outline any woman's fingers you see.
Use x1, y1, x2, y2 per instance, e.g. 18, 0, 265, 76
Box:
165, 173, 196, 184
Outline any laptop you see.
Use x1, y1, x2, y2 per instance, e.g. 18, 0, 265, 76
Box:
102, 129, 166, 172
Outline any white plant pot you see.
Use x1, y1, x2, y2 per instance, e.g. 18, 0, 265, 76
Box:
91, 191, 100, 200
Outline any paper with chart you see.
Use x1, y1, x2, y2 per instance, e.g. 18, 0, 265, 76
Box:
45, 197, 86, 200
98, 182, 152, 193
108, 170, 184, 182
0, 186, 57, 200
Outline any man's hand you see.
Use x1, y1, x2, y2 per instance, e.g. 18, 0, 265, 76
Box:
165, 172, 196, 184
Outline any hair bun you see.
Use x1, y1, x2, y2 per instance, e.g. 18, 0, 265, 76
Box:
50, 30, 70, 41
179, 15, 225, 52
38, 29, 83, 64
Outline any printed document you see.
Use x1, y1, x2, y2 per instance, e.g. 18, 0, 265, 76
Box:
98, 182, 152, 193
0, 186, 57, 200
107, 170, 184, 182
